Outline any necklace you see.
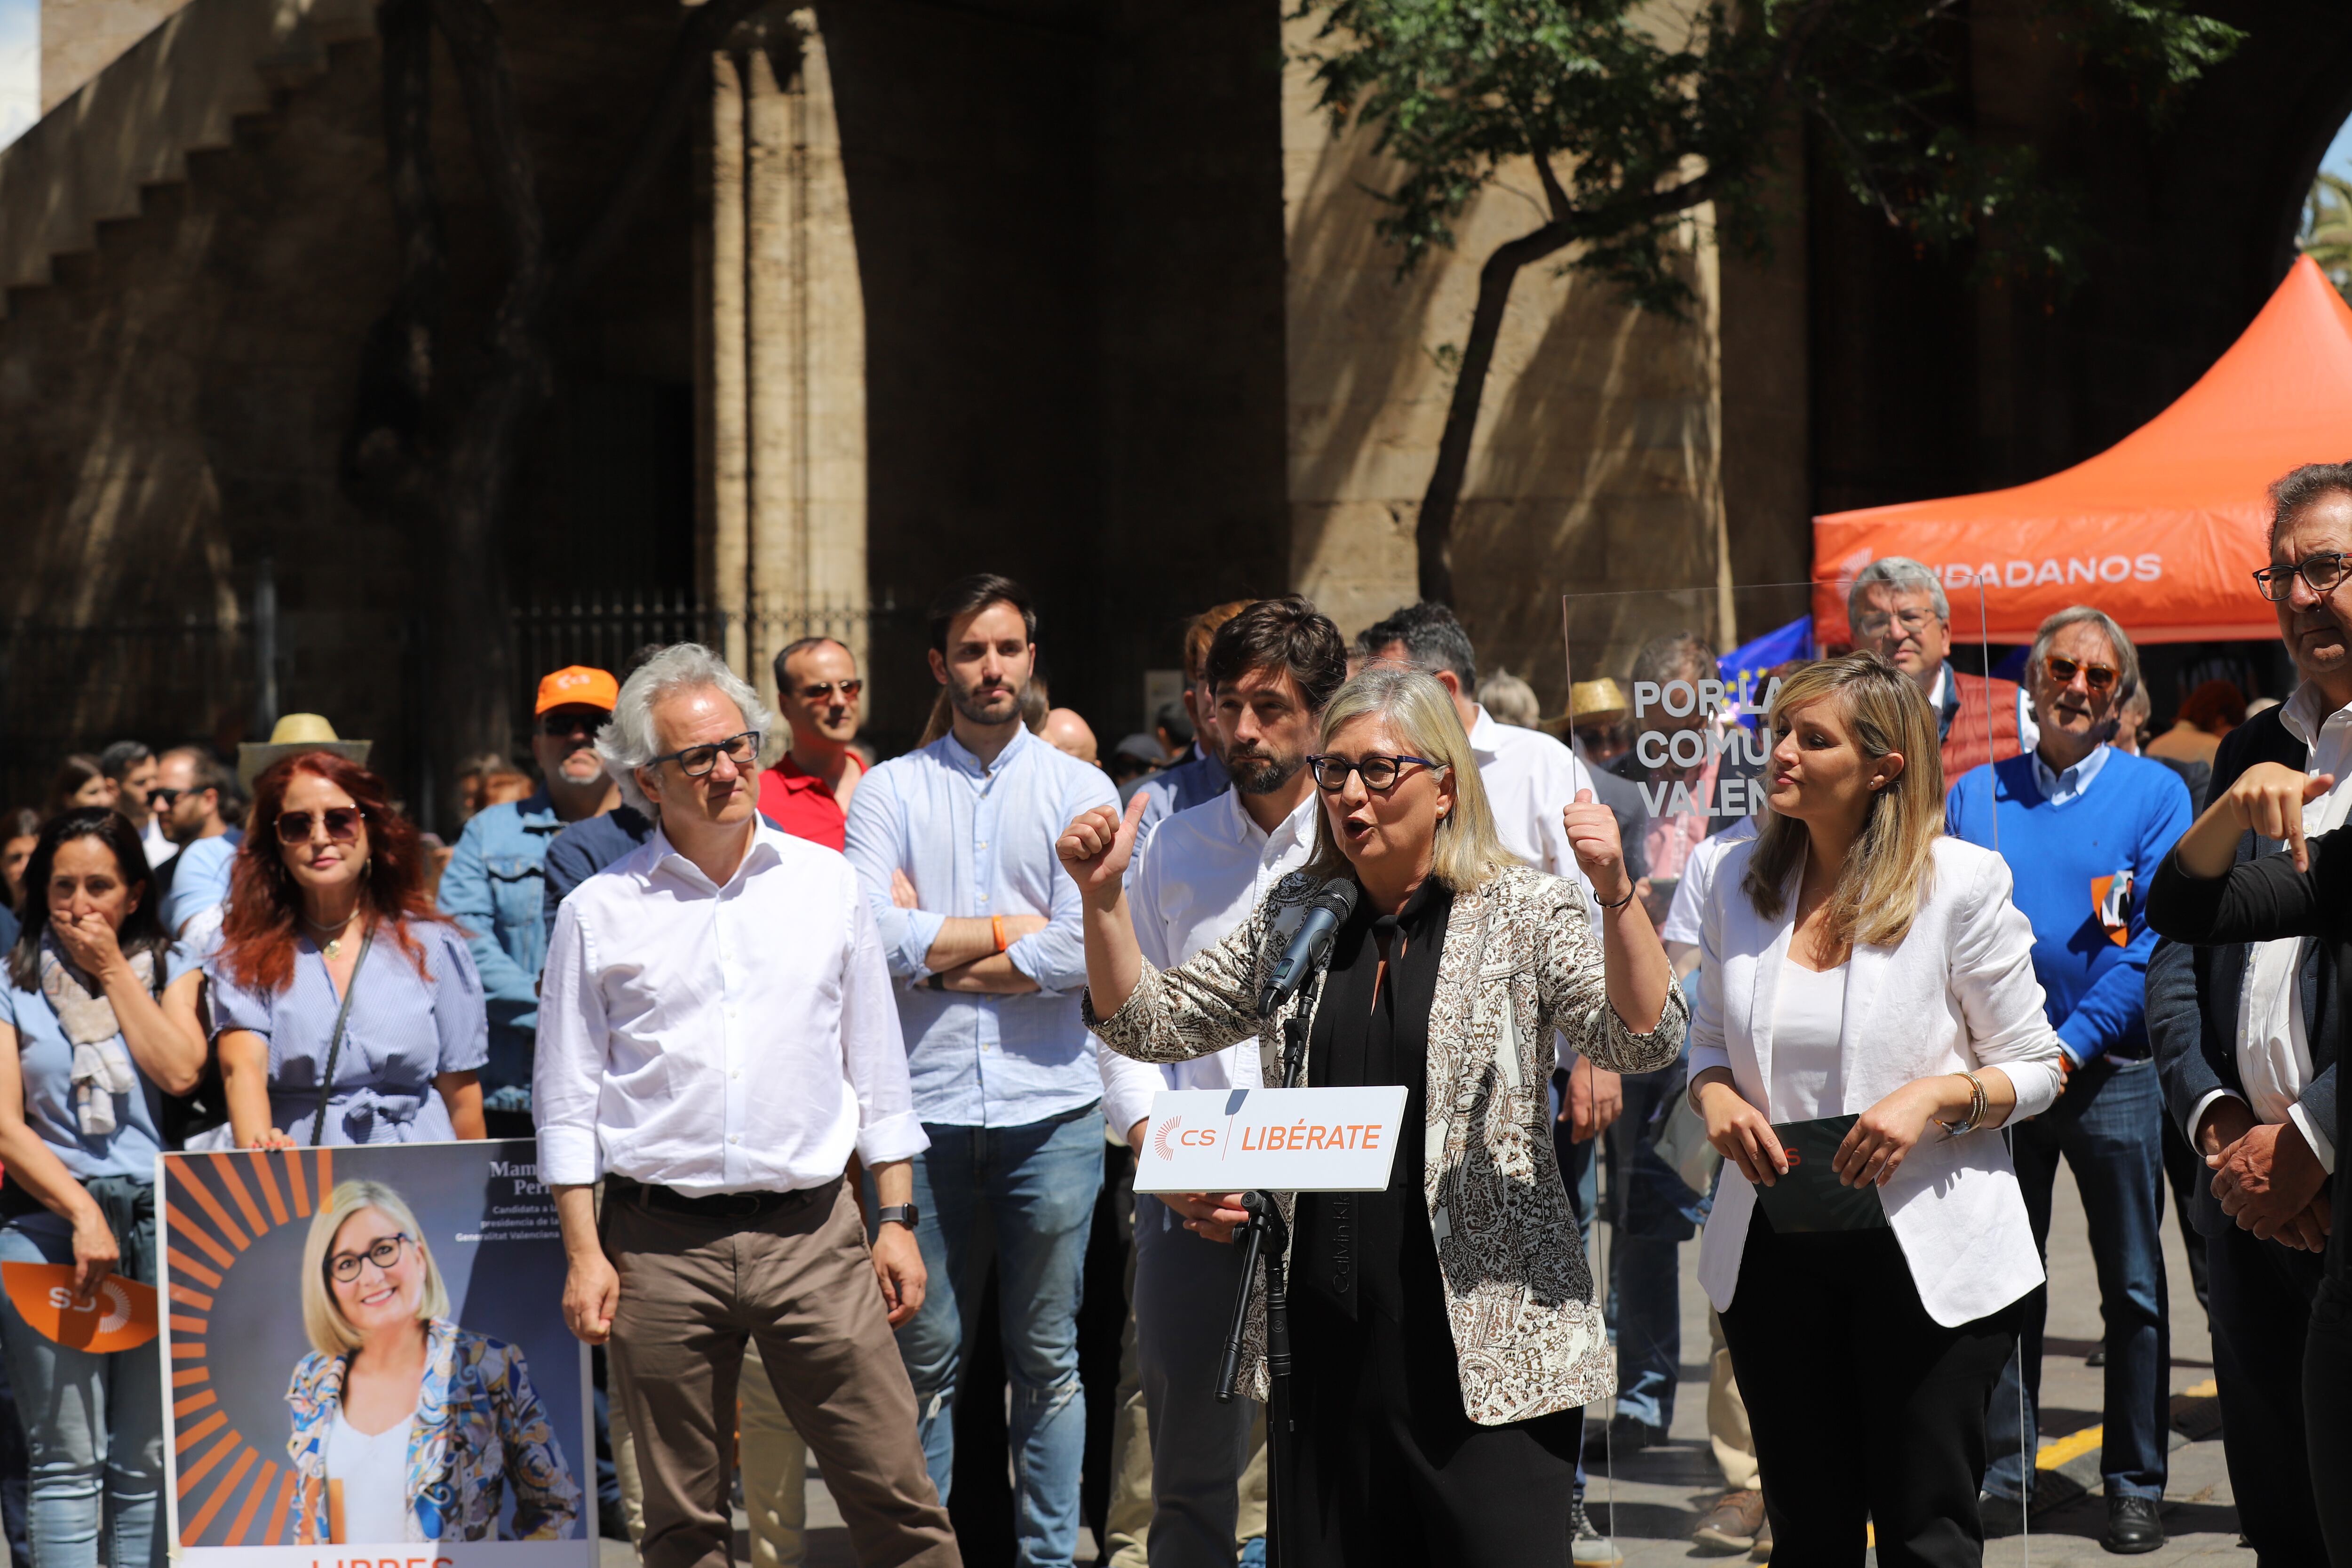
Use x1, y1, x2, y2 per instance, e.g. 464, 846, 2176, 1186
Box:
300, 912, 358, 960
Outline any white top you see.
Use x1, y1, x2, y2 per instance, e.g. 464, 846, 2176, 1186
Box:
140, 816, 177, 869
1690, 836, 2065, 1326
1662, 820, 1759, 947
1468, 706, 1600, 926
1102, 789, 1320, 1139
326, 1403, 414, 1544
1767, 961, 1848, 1120
534, 821, 929, 1194
2199, 681, 2352, 1173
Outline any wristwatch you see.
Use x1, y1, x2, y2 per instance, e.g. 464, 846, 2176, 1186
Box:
877, 1203, 920, 1230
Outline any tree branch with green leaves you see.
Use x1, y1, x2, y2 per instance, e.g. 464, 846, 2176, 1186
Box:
1294, 0, 2241, 602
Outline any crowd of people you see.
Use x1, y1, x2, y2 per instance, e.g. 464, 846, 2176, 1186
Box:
0, 464, 2350, 1568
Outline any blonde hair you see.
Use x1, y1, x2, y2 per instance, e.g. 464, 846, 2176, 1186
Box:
300, 1179, 451, 1357
1741, 653, 1944, 960
1302, 665, 1517, 894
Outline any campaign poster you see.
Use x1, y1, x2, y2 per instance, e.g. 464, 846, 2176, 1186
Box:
158, 1140, 593, 1565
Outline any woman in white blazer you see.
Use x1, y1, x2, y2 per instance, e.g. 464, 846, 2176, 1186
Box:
1688, 652, 2065, 1568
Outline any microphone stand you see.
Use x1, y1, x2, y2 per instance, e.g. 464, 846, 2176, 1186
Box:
1215, 1007, 1309, 1568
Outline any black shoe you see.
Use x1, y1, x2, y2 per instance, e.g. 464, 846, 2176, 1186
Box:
1581, 1412, 1663, 1464
1979, 1490, 2026, 1539
2104, 1495, 2164, 1554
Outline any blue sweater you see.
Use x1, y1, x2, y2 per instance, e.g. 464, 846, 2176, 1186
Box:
1945, 748, 2192, 1065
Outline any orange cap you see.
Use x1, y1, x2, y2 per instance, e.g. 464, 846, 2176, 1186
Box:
535, 665, 619, 715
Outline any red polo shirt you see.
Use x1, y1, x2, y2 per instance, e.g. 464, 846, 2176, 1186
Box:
758, 756, 852, 851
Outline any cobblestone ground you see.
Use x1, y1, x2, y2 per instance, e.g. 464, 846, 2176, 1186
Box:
598, 1170, 2243, 1567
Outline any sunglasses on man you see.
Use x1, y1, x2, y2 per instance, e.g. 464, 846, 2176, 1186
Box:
795, 679, 862, 703
2042, 655, 2120, 693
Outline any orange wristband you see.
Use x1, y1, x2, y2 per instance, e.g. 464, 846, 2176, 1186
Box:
993, 914, 1009, 953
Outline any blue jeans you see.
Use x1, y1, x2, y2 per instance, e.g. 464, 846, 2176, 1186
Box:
890, 1109, 1104, 1568
1983, 1057, 2170, 1503
1602, 1059, 1709, 1432
0, 1224, 164, 1568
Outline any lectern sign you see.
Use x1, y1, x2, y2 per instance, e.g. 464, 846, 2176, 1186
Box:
1132, 1086, 1409, 1194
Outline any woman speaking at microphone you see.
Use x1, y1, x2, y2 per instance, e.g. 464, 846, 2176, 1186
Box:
1057, 664, 1682, 1568
1688, 652, 2065, 1567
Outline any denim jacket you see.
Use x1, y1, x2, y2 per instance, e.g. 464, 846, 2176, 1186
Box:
437, 789, 562, 1101
286, 1318, 580, 1543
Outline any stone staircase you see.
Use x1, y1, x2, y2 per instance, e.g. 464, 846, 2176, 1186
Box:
0, 0, 373, 314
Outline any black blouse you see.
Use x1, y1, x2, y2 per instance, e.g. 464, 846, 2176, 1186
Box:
1296, 877, 1454, 1321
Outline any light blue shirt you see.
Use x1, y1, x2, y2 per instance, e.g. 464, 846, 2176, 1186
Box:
2030, 742, 2110, 807
843, 724, 1119, 1127
0, 944, 196, 1191
163, 831, 242, 935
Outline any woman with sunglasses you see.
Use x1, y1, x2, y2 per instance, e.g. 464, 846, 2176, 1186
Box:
1058, 664, 1682, 1567
210, 753, 487, 1147
0, 808, 207, 1568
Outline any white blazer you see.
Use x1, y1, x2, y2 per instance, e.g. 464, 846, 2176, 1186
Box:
1690, 836, 2066, 1327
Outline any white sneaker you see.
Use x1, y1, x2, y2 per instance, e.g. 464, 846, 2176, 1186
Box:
1570, 1500, 1625, 1567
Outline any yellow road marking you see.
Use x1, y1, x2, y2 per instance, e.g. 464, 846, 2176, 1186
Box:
2036, 1425, 2104, 1469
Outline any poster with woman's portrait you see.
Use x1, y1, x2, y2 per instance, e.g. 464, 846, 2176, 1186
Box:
158, 1140, 593, 1565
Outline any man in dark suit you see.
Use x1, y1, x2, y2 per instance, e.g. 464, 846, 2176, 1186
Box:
2148, 462, 2352, 1565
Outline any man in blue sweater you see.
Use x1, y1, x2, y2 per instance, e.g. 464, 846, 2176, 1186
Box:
1946, 605, 2192, 1555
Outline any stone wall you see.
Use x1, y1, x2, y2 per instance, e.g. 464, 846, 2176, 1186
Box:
40, 0, 187, 112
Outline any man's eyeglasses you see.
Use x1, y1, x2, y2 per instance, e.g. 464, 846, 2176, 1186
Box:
1851, 607, 1940, 638
326, 1233, 414, 1284
1308, 754, 1442, 793
146, 787, 185, 810
276, 807, 364, 845
647, 731, 762, 777
795, 680, 863, 703
539, 711, 604, 739
2253, 551, 2351, 603
2043, 655, 2120, 693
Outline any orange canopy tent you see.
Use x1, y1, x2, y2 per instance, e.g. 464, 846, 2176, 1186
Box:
1812, 255, 2352, 645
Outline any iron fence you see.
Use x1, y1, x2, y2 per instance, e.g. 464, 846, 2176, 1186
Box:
511, 590, 882, 707
0, 615, 247, 810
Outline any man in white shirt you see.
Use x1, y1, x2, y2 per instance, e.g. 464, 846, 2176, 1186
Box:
2149, 465, 2352, 1565
1104, 597, 1345, 1568
536, 644, 956, 1568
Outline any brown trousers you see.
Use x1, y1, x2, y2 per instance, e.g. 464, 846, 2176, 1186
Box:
603, 1177, 961, 1568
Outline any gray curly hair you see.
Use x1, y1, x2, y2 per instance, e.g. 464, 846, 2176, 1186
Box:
594, 643, 776, 815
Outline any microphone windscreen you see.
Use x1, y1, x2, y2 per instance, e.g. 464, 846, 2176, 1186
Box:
1315, 877, 1359, 922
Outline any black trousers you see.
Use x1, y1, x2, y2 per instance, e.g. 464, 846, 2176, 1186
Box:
1718, 1214, 2019, 1568
2309, 1280, 2352, 1567
2207, 1222, 2328, 1564
1285, 1284, 1583, 1568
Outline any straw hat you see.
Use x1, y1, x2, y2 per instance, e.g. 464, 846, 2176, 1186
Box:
238, 714, 373, 788
1568, 678, 1630, 724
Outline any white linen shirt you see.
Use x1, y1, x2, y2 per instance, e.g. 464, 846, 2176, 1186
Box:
533, 820, 927, 1194
1469, 706, 1599, 925
1101, 788, 1319, 1139
2196, 682, 2352, 1173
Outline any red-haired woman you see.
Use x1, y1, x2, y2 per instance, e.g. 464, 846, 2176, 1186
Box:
209, 753, 487, 1147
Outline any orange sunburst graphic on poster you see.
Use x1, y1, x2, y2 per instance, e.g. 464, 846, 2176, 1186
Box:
163, 1146, 331, 1550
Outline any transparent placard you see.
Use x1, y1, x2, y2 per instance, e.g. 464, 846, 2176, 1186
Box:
1559, 579, 1991, 902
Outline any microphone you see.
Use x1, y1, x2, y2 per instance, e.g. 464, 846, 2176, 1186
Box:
1257, 878, 1359, 1018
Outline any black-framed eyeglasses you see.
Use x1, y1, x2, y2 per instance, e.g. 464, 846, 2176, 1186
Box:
647, 730, 762, 777
276, 807, 365, 845
326, 1233, 414, 1283
795, 679, 863, 703
2253, 552, 2351, 602
1308, 754, 1442, 793
539, 711, 604, 739
2043, 655, 2120, 693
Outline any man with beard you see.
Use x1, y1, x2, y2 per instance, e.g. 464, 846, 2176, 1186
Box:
440, 664, 621, 1135
2148, 463, 2350, 1564
1098, 596, 1346, 1568
843, 575, 1120, 1568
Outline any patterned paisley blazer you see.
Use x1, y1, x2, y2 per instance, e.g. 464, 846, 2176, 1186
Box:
286, 1318, 580, 1543
1087, 863, 1685, 1425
